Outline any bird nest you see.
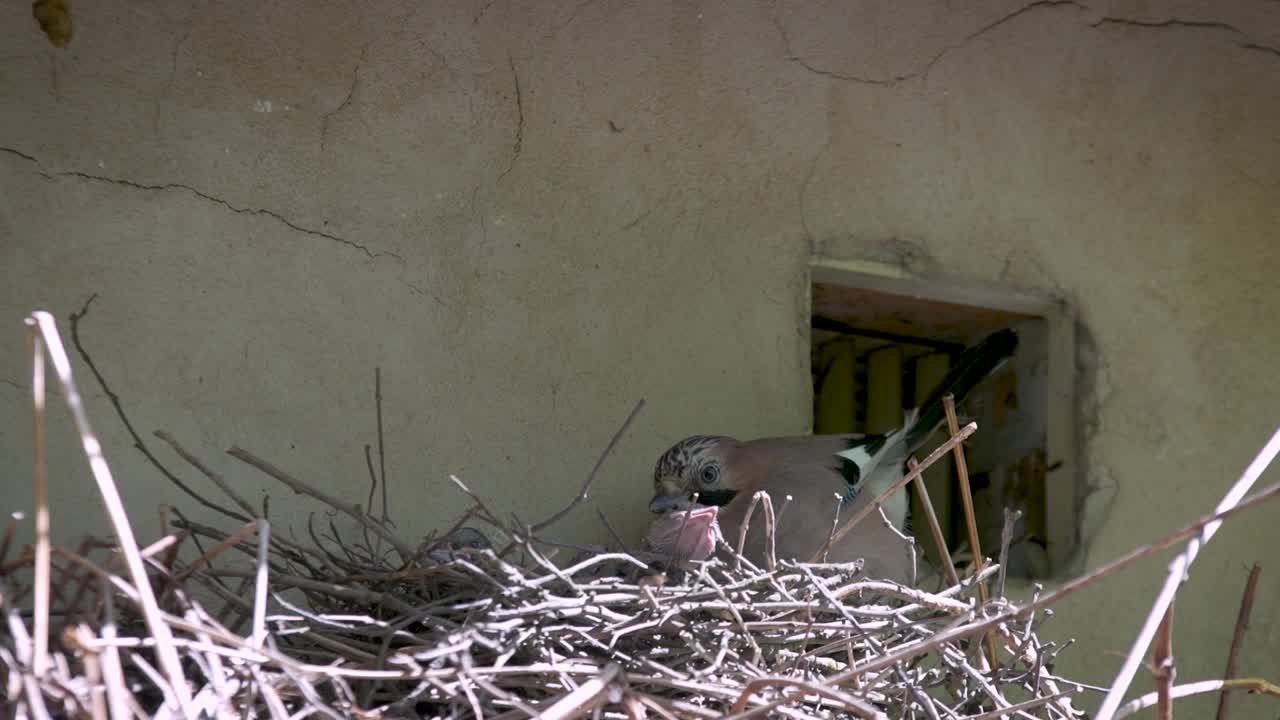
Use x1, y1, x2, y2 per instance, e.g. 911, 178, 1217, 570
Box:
1, 498, 1081, 720
3, 309, 1277, 719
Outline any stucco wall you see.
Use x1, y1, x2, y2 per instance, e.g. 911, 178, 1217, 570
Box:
2, 0, 1278, 715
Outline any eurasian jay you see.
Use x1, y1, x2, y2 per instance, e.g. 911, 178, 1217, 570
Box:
645, 329, 1018, 584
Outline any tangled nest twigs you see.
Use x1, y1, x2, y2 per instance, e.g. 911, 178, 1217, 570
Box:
2, 498, 1084, 719
4, 308, 1280, 720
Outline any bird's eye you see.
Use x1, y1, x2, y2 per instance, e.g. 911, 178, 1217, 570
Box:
699, 465, 719, 486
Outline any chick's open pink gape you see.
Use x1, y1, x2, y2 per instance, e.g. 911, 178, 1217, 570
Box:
644, 505, 719, 561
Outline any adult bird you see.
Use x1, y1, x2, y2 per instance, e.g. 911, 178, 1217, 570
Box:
646, 328, 1018, 584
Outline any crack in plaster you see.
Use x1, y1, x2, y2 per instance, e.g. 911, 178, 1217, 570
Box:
153, 32, 189, 131
1091, 15, 1280, 57
469, 185, 490, 247
554, 0, 600, 35
404, 279, 463, 316
320, 44, 370, 152
797, 145, 825, 253
168, 33, 188, 89
1, 146, 40, 164
473, 0, 500, 26
775, 0, 1279, 87
0, 378, 23, 390
620, 191, 674, 231
0, 145, 400, 261
774, 0, 1087, 86
498, 56, 525, 182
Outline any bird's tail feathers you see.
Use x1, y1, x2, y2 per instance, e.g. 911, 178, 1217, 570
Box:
904, 328, 1018, 450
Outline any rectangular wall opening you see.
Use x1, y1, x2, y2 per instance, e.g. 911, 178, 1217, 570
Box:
810, 259, 1078, 579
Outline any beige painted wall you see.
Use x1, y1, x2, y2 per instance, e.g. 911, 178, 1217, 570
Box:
2, 0, 1278, 715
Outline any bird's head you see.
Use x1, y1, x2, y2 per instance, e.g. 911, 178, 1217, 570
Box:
420, 526, 492, 563
649, 435, 738, 513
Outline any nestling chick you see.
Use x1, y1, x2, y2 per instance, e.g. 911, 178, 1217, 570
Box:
417, 526, 492, 564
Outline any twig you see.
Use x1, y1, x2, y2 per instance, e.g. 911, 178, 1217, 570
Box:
907, 458, 959, 587
375, 367, 390, 524
226, 446, 414, 563
67, 294, 251, 525
0, 512, 21, 566
1097, 425, 1280, 720
540, 663, 622, 720
944, 394, 997, 670
1215, 563, 1262, 720
153, 430, 259, 519
1154, 601, 1175, 720
997, 507, 1022, 598
814, 421, 977, 561
596, 508, 633, 555
97, 579, 130, 720
726, 676, 887, 718
25, 311, 195, 714
876, 505, 917, 587
1115, 678, 1280, 719
364, 444, 378, 521
825, 478, 1280, 688
252, 519, 270, 648
27, 322, 51, 677
532, 398, 645, 533
821, 493, 842, 563
173, 520, 259, 581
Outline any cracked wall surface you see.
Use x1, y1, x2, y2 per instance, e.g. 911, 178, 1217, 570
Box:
2, 0, 1279, 713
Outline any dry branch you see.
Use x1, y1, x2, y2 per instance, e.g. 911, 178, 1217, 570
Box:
1216, 563, 1262, 720
1096, 426, 1280, 720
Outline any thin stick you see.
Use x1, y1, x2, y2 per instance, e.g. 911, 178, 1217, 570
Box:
72, 624, 109, 720
375, 367, 390, 523
153, 430, 259, 519
1097, 426, 1280, 720
726, 676, 886, 718
997, 508, 1022, 598
908, 458, 960, 587
595, 508, 633, 555
533, 398, 645, 533
173, 520, 259, 581
1215, 563, 1262, 720
68, 295, 251, 525
540, 663, 622, 720
364, 444, 378, 520
944, 394, 997, 669
0, 512, 21, 566
1116, 678, 1280, 719
226, 446, 414, 562
813, 421, 976, 562
943, 395, 984, 578
876, 505, 917, 587
826, 477, 1280, 688
25, 311, 195, 714
1154, 601, 1175, 720
98, 578, 130, 720
251, 519, 270, 648
28, 322, 51, 677
821, 493, 842, 563
965, 688, 1082, 720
